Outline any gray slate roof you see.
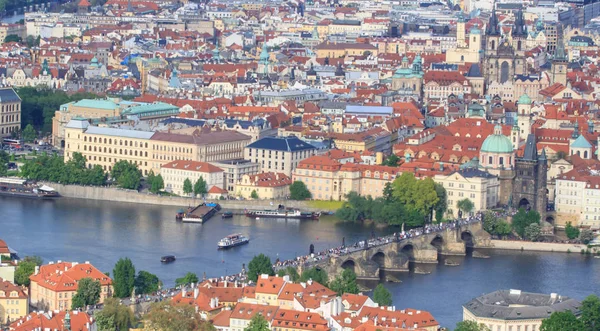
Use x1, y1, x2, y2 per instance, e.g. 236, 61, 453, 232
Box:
0, 88, 21, 103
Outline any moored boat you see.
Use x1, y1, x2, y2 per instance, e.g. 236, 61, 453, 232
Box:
218, 233, 249, 249
245, 206, 320, 220
222, 211, 233, 218
0, 178, 59, 199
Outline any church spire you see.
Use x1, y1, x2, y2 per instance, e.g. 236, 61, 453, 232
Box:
554, 24, 567, 62
486, 1, 500, 36
512, 8, 527, 37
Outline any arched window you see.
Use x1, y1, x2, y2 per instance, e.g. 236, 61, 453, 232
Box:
460, 55, 464, 62
584, 151, 589, 158
488, 156, 493, 164
499, 157, 504, 165
491, 40, 495, 50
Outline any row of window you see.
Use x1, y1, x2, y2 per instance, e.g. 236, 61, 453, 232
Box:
1, 114, 19, 123
84, 136, 148, 148
0, 125, 18, 135
84, 145, 149, 157
1, 103, 19, 113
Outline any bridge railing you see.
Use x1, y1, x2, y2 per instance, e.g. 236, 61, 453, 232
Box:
273, 215, 482, 271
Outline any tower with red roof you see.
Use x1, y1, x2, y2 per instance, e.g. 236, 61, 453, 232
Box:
78, 0, 91, 14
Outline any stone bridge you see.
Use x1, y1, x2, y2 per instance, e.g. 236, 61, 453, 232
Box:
298, 222, 491, 281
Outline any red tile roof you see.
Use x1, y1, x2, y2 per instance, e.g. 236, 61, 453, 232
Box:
29, 262, 112, 292
161, 160, 224, 173
10, 311, 94, 331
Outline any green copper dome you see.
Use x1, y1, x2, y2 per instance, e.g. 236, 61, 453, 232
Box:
518, 94, 531, 105
481, 125, 513, 153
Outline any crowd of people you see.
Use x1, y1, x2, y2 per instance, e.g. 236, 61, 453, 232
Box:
274, 214, 483, 270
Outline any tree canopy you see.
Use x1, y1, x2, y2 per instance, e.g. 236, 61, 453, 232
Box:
300, 267, 328, 286
454, 321, 490, 331
145, 301, 215, 331
134, 270, 161, 294
329, 269, 359, 295
71, 277, 101, 309
20, 152, 106, 186
457, 198, 474, 214
4, 34, 21, 43
111, 161, 142, 190
540, 311, 584, 331
373, 284, 392, 306
95, 297, 135, 331
22, 124, 36, 143
565, 222, 580, 240
147, 171, 165, 194
581, 294, 600, 331
247, 254, 274, 282
482, 211, 512, 238
289, 181, 312, 200
245, 314, 270, 331
524, 223, 541, 241
381, 154, 400, 167
511, 208, 540, 238
251, 190, 259, 199
14, 256, 43, 287
276, 267, 300, 282
113, 258, 136, 298
194, 177, 208, 196
175, 272, 199, 287
183, 178, 193, 195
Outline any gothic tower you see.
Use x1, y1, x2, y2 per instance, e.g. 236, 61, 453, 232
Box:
512, 134, 548, 221
552, 24, 568, 86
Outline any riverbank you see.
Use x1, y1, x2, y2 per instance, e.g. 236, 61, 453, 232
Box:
43, 182, 328, 211
491, 239, 590, 253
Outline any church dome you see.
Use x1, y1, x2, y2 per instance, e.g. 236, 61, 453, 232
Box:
481, 125, 513, 153
518, 94, 531, 105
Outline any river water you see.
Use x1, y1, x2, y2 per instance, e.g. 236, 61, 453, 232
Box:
2, 197, 599, 328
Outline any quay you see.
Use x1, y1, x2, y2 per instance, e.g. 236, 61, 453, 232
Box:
180, 203, 221, 223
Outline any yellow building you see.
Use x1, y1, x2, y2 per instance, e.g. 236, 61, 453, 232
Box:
235, 172, 291, 200
29, 261, 112, 311
64, 119, 251, 175
315, 42, 378, 58
446, 15, 482, 64
434, 166, 500, 216
0, 278, 28, 323
0, 88, 21, 139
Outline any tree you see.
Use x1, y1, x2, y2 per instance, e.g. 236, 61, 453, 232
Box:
183, 178, 193, 195
113, 258, 136, 298
145, 301, 214, 331
250, 190, 259, 199
175, 272, 199, 287
22, 124, 36, 143
71, 277, 101, 309
454, 321, 490, 331
0, 150, 9, 176
540, 311, 584, 331
276, 267, 300, 282
4, 34, 21, 43
135, 270, 161, 294
457, 198, 474, 215
565, 222, 580, 240
111, 161, 141, 190
581, 294, 600, 331
511, 208, 540, 238
524, 223, 541, 242
289, 181, 312, 200
14, 256, 42, 287
580, 229, 595, 244
95, 297, 135, 331
434, 183, 447, 222
193, 177, 208, 197
300, 267, 328, 285
247, 254, 274, 282
151, 174, 164, 194
494, 221, 513, 238
245, 314, 270, 331
373, 284, 392, 306
381, 154, 400, 167
329, 269, 359, 295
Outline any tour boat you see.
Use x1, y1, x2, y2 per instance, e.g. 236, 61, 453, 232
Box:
221, 211, 233, 219
0, 178, 59, 199
218, 234, 249, 249
160, 255, 176, 263
245, 208, 320, 220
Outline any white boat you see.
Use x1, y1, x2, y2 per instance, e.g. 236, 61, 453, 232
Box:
218, 233, 249, 249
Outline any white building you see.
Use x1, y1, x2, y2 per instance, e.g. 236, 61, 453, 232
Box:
555, 162, 600, 228
161, 160, 225, 196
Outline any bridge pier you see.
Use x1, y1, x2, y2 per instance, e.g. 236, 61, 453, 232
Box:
413, 244, 439, 263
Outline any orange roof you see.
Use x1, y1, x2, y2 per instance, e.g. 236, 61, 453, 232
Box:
29, 262, 112, 292
230, 302, 279, 321
0, 278, 27, 299
10, 311, 94, 331
211, 310, 232, 328
244, 172, 292, 188
272, 309, 329, 331
0, 239, 9, 254
256, 275, 286, 295
161, 160, 224, 173
208, 186, 228, 194
358, 307, 439, 329
78, 0, 91, 6
342, 293, 369, 311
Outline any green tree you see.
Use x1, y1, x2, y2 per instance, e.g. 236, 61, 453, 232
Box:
524, 223, 541, 242
145, 300, 214, 331
454, 320, 490, 331
247, 254, 274, 282
329, 269, 359, 295
565, 222, 580, 240
250, 190, 259, 199
113, 258, 136, 298
540, 311, 584, 331
494, 221, 513, 238
579, 229, 595, 244
194, 177, 207, 197
14, 256, 42, 286
581, 294, 600, 331
381, 154, 400, 167
0, 150, 9, 176
511, 208, 540, 238
382, 182, 394, 202
276, 267, 300, 282
434, 183, 447, 222
134, 270, 161, 294
245, 314, 270, 331
96, 297, 135, 331
22, 124, 36, 143
175, 272, 199, 287
151, 174, 164, 194
289, 180, 312, 200
183, 178, 193, 195
4, 34, 21, 43
372, 284, 392, 306
300, 267, 328, 285
71, 277, 101, 309
111, 161, 141, 190
457, 198, 474, 215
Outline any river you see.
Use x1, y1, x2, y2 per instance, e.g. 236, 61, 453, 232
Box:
2, 197, 599, 328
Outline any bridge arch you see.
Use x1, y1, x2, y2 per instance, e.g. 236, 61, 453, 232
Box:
461, 230, 474, 248
431, 235, 444, 252
341, 259, 356, 273
371, 251, 386, 267
400, 243, 415, 261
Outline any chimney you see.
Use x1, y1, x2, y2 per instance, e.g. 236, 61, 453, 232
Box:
182, 288, 187, 297
194, 288, 199, 299
35, 266, 40, 275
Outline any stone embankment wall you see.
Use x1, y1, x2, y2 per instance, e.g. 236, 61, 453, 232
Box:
491, 240, 588, 253
45, 183, 326, 211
